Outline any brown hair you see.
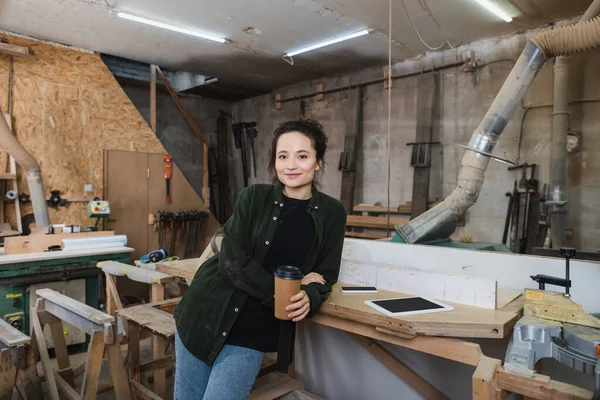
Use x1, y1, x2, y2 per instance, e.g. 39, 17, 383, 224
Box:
268, 119, 328, 185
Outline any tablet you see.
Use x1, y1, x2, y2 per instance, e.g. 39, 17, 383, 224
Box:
365, 296, 453, 317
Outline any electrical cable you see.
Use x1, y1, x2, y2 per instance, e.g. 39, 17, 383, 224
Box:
387, 0, 392, 236
400, 0, 453, 51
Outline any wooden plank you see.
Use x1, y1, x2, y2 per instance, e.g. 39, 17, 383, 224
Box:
0, 173, 16, 180
36, 289, 114, 325
31, 309, 60, 400
319, 284, 516, 338
150, 65, 156, 132
312, 314, 484, 366
472, 357, 502, 400
128, 324, 141, 382
53, 370, 79, 400
156, 257, 203, 280
99, 261, 175, 285
119, 304, 176, 339
0, 246, 133, 266
4, 231, 116, 255
524, 289, 600, 329
14, 346, 43, 400
106, 339, 132, 400
497, 290, 522, 309
156, 66, 208, 144
152, 336, 167, 398
0, 42, 34, 58
346, 215, 410, 229
345, 231, 388, 240
0, 348, 17, 400
140, 355, 174, 373
48, 321, 72, 385
248, 373, 304, 400
203, 142, 210, 202
496, 369, 593, 400
0, 319, 30, 347
411, 72, 440, 219
81, 330, 105, 400
339, 260, 498, 310
353, 204, 411, 214
351, 335, 448, 400
130, 379, 162, 400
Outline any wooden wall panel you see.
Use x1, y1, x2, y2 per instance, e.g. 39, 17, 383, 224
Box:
0, 32, 165, 230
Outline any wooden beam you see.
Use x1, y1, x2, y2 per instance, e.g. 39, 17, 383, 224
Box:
275, 94, 282, 110
472, 357, 503, 400
346, 215, 410, 229
496, 369, 593, 400
31, 309, 60, 400
351, 334, 449, 400
316, 84, 324, 101
0, 43, 34, 58
155, 66, 208, 143
81, 330, 105, 400
53, 371, 79, 400
150, 65, 157, 133
106, 339, 133, 400
311, 314, 484, 366
203, 141, 210, 202
129, 379, 163, 400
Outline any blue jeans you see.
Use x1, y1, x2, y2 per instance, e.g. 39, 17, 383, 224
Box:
174, 332, 264, 400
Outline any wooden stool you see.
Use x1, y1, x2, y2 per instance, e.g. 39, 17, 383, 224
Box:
31, 288, 132, 400
118, 301, 176, 399
0, 319, 43, 399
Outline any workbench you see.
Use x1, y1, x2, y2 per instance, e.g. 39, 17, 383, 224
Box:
0, 246, 133, 338
155, 256, 595, 399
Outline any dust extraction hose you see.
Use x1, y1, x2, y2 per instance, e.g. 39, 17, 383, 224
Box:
398, 17, 600, 244
0, 112, 50, 228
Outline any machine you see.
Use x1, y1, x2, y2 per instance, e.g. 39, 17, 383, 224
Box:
504, 248, 600, 398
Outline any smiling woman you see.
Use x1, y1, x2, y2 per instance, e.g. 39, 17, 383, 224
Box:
173, 119, 347, 400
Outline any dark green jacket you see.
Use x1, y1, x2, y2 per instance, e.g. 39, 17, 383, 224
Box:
174, 182, 347, 365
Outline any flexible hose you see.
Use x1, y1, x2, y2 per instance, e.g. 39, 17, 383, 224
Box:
532, 16, 600, 59
0, 112, 50, 227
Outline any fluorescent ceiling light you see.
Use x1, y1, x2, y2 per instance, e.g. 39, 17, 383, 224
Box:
472, 0, 513, 22
117, 12, 227, 43
286, 29, 370, 57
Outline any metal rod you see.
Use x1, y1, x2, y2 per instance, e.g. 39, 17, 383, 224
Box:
277, 61, 465, 104
565, 256, 571, 295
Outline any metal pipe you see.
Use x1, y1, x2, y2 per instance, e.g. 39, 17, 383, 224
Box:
277, 61, 465, 104
399, 42, 547, 243
0, 112, 50, 228
550, 0, 600, 248
399, 15, 600, 244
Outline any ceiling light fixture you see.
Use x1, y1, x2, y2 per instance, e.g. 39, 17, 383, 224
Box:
472, 0, 513, 22
116, 12, 227, 43
285, 29, 370, 57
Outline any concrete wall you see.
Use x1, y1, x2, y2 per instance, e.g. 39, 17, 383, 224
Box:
120, 82, 233, 201
232, 24, 600, 251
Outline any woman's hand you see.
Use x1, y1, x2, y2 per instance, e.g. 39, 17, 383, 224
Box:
302, 272, 325, 286
286, 290, 310, 322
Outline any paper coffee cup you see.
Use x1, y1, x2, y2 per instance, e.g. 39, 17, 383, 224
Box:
274, 265, 303, 320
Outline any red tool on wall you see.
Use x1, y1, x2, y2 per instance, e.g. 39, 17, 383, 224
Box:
164, 155, 172, 204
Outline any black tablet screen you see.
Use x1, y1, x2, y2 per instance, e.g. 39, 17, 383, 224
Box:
372, 297, 444, 313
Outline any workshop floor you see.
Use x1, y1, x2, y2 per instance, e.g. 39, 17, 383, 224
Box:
40, 338, 174, 400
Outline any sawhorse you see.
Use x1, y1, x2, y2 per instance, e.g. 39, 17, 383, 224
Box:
31, 288, 132, 400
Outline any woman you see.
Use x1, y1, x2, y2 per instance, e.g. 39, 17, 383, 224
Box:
174, 119, 347, 399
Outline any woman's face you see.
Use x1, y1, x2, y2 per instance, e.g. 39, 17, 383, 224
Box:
275, 131, 320, 190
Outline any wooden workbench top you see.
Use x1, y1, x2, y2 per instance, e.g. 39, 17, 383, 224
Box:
0, 246, 134, 265
118, 302, 176, 339
321, 284, 522, 339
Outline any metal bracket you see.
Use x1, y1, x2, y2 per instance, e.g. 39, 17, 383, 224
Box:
457, 144, 516, 167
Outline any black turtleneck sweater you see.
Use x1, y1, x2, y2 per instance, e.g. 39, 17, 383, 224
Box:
225, 194, 315, 352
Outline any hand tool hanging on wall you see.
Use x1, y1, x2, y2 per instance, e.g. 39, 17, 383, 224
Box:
503, 163, 543, 254
245, 122, 258, 178
232, 123, 249, 187
156, 210, 209, 258
164, 155, 172, 204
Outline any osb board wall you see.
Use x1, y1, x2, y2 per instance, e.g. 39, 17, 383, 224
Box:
0, 33, 167, 229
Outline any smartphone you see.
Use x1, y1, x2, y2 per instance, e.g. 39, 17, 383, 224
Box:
340, 286, 378, 293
